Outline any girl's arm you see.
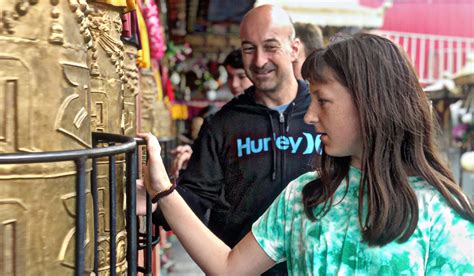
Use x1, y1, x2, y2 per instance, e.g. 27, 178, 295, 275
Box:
138, 133, 276, 275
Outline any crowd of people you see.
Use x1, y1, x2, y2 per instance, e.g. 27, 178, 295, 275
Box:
137, 4, 474, 275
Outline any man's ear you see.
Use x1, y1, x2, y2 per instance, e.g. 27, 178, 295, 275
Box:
290, 38, 301, 62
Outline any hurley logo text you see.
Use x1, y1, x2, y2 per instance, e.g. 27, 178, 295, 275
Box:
236, 133, 322, 157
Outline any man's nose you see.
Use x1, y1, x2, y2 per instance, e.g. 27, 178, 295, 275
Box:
253, 49, 268, 68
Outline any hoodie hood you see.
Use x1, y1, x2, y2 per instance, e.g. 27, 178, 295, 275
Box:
222, 80, 310, 116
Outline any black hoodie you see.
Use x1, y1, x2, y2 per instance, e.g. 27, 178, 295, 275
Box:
154, 80, 320, 272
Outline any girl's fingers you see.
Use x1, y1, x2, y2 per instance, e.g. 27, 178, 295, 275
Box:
137, 133, 161, 155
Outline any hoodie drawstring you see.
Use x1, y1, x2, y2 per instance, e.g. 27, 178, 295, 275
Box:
268, 112, 277, 181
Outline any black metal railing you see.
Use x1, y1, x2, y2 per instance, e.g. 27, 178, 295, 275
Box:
0, 132, 161, 275
136, 136, 176, 275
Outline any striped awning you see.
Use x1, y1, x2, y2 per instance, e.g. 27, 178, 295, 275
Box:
254, 0, 391, 28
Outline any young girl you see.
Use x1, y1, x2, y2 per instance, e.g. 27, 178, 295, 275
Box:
138, 33, 473, 275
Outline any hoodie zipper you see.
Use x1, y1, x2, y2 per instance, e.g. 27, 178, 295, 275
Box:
279, 102, 295, 185
286, 102, 296, 132
278, 111, 286, 184
268, 112, 277, 181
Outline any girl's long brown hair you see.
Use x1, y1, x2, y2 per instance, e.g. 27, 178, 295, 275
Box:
301, 33, 473, 246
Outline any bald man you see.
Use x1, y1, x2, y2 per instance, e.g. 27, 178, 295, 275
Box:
154, 5, 320, 275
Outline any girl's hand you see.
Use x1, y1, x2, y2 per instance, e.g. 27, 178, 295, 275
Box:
136, 178, 158, 215
137, 133, 173, 197
170, 145, 193, 178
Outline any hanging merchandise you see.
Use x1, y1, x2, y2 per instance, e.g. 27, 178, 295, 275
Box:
161, 65, 170, 98
152, 63, 175, 138
170, 103, 189, 121
121, 10, 141, 48
141, 0, 167, 60
165, 78, 175, 102
136, 3, 151, 68
165, 42, 193, 68
126, 0, 136, 10
461, 151, 474, 171
122, 13, 133, 38
153, 63, 164, 100
120, 0, 141, 49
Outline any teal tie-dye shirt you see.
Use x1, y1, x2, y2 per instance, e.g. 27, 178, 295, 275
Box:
252, 167, 474, 275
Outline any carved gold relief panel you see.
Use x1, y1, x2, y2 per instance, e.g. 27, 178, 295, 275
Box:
140, 68, 174, 138
87, 2, 124, 135
140, 69, 158, 134
122, 43, 139, 136
95, 158, 128, 275
0, 0, 94, 274
0, 57, 33, 153
155, 99, 175, 138
0, 173, 94, 275
0, 0, 92, 152
86, 3, 128, 275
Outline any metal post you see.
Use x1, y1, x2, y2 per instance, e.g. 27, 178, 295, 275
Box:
126, 149, 138, 276
91, 156, 99, 275
145, 193, 153, 275
75, 157, 87, 276
109, 153, 117, 276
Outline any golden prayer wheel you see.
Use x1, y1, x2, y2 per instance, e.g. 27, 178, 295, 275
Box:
122, 43, 139, 137
140, 68, 159, 134
140, 68, 175, 170
88, 2, 125, 135
87, 2, 129, 274
0, 0, 93, 274
154, 99, 175, 139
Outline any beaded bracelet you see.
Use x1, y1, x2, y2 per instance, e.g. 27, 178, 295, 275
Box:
151, 181, 177, 203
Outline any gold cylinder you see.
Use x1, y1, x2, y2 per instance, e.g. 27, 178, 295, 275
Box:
140, 67, 174, 138
154, 99, 175, 139
122, 43, 139, 137
140, 68, 159, 134
0, 0, 94, 274
86, 2, 128, 274
88, 2, 125, 135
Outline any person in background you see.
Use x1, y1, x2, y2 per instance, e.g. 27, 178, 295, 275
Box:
222, 48, 253, 97
293, 22, 324, 79
170, 105, 219, 178
149, 5, 320, 275
170, 49, 253, 177
138, 32, 474, 275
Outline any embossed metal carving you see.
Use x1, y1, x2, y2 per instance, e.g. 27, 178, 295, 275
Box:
88, 3, 124, 135
86, 3, 129, 274
122, 43, 139, 136
140, 68, 159, 134
154, 99, 175, 139
140, 68, 174, 138
0, 0, 94, 274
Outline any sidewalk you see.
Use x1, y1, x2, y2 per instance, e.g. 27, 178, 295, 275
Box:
167, 235, 204, 276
